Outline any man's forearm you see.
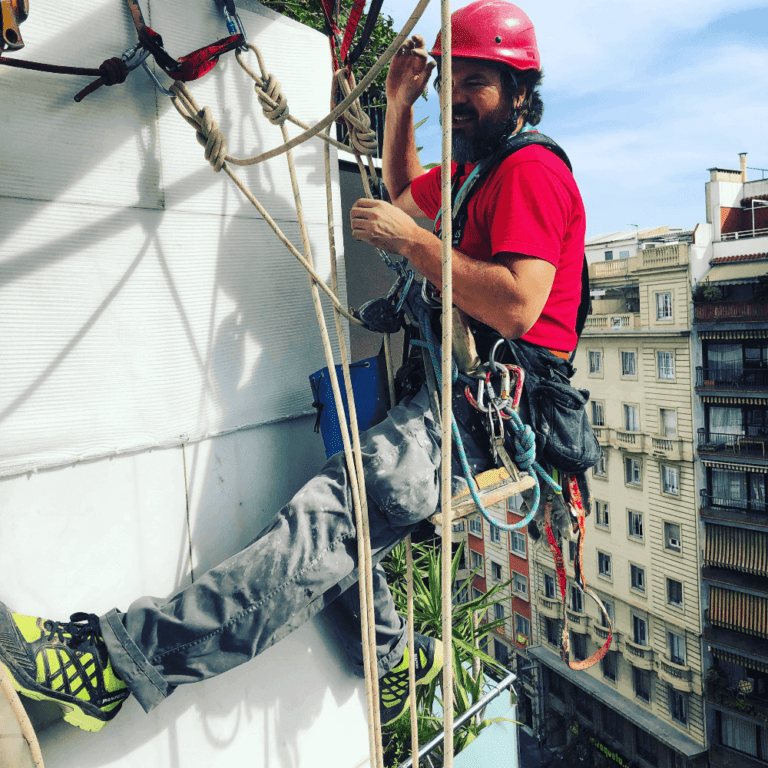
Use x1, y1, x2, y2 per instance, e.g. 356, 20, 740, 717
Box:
382, 103, 425, 202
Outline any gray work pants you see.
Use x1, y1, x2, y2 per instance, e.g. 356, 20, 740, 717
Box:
99, 385, 490, 713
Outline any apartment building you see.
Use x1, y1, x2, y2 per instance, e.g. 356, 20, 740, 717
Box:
527, 232, 709, 768
693, 158, 768, 768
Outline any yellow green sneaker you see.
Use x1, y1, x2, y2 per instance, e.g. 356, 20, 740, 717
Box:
379, 634, 443, 726
0, 602, 129, 732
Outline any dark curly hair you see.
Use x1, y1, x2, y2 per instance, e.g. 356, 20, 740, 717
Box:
434, 59, 545, 126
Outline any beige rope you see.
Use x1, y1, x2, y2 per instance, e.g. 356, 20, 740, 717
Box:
169, 82, 362, 327
207, 0, 432, 169
0, 667, 44, 767
406, 536, 419, 767
334, 70, 378, 156
439, 0, 455, 763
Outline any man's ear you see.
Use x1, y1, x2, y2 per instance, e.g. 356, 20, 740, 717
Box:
515, 86, 527, 109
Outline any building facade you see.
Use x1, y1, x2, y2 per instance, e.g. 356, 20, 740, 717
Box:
694, 160, 768, 768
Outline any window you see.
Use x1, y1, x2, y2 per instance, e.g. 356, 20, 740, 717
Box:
627, 509, 644, 540
669, 688, 688, 725
544, 574, 556, 599
624, 404, 640, 432
596, 500, 610, 528
656, 291, 673, 320
621, 350, 636, 377
510, 530, 526, 557
625, 457, 641, 486
473, 588, 484, 602
568, 541, 576, 563
667, 578, 683, 607
489, 524, 500, 544
598, 551, 612, 579
593, 453, 607, 478
718, 711, 766, 759
469, 516, 482, 535
668, 631, 686, 666
515, 614, 530, 639
605, 250, 613, 261
602, 704, 623, 740
589, 350, 603, 374
470, 550, 483, 570
454, 584, 469, 604
507, 494, 524, 515
453, 543, 467, 571
664, 522, 682, 552
547, 667, 564, 697
660, 408, 677, 438
591, 400, 605, 426
657, 350, 675, 379
632, 615, 648, 646
495, 602, 505, 621
636, 726, 659, 766
571, 633, 587, 661
634, 667, 651, 702
570, 585, 583, 613
619, 250, 630, 259
662, 466, 679, 495
452, 522, 465, 532
494, 639, 509, 666
545, 618, 559, 647
601, 651, 617, 681
601, 601, 614, 628
513, 573, 528, 599
630, 565, 646, 594
491, 561, 502, 581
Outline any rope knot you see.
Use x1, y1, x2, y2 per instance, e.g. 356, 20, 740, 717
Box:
514, 424, 536, 472
98, 57, 128, 87
343, 104, 377, 156
256, 73, 289, 125
194, 106, 228, 172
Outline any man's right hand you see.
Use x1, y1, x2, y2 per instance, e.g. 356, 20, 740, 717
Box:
386, 35, 436, 108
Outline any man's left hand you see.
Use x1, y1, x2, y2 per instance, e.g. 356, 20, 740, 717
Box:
350, 199, 420, 255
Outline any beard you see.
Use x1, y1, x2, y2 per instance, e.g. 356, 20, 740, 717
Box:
440, 102, 519, 164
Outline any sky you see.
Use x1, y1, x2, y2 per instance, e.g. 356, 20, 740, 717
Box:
380, 0, 768, 237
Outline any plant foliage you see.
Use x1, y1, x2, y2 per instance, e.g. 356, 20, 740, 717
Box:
380, 539, 515, 766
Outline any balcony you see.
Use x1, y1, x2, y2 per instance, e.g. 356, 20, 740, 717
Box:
694, 300, 768, 324
588, 244, 689, 282
566, 608, 590, 634
721, 226, 768, 241
623, 640, 655, 670
698, 430, 768, 461
700, 491, 768, 533
615, 429, 645, 453
590, 623, 619, 647
650, 436, 685, 461
658, 657, 698, 693
583, 313, 639, 332
538, 594, 561, 619
591, 426, 612, 447
696, 366, 768, 391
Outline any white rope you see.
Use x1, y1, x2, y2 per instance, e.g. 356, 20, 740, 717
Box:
439, 0, 455, 763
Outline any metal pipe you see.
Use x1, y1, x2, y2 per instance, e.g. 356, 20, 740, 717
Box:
397, 672, 517, 768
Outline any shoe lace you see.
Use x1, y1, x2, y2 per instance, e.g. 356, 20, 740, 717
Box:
44, 612, 105, 650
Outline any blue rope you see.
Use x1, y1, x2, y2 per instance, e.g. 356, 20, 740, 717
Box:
414, 308, 560, 533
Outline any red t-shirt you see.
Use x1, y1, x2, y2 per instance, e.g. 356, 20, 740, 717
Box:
410, 142, 586, 352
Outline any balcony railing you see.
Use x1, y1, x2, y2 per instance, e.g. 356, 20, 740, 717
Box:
591, 426, 611, 446
694, 300, 768, 323
700, 490, 767, 514
583, 313, 639, 332
659, 657, 697, 693
615, 429, 645, 452
588, 245, 689, 281
721, 226, 768, 240
624, 640, 654, 670
696, 365, 768, 390
698, 430, 768, 459
566, 609, 590, 633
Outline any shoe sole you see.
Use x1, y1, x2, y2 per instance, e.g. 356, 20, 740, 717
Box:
382, 641, 444, 726
0, 660, 109, 733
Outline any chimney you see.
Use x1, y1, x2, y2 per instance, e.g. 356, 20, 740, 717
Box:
739, 152, 747, 182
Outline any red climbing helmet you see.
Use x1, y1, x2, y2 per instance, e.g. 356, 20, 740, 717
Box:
430, 0, 540, 71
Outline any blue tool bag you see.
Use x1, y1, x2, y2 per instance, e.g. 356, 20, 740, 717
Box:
309, 352, 391, 459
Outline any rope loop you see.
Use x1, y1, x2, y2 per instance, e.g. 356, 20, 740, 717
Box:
334, 70, 378, 156
256, 72, 289, 125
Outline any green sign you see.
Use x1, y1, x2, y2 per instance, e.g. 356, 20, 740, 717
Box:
589, 736, 630, 768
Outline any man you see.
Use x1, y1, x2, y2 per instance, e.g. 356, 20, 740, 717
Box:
0, 0, 585, 736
